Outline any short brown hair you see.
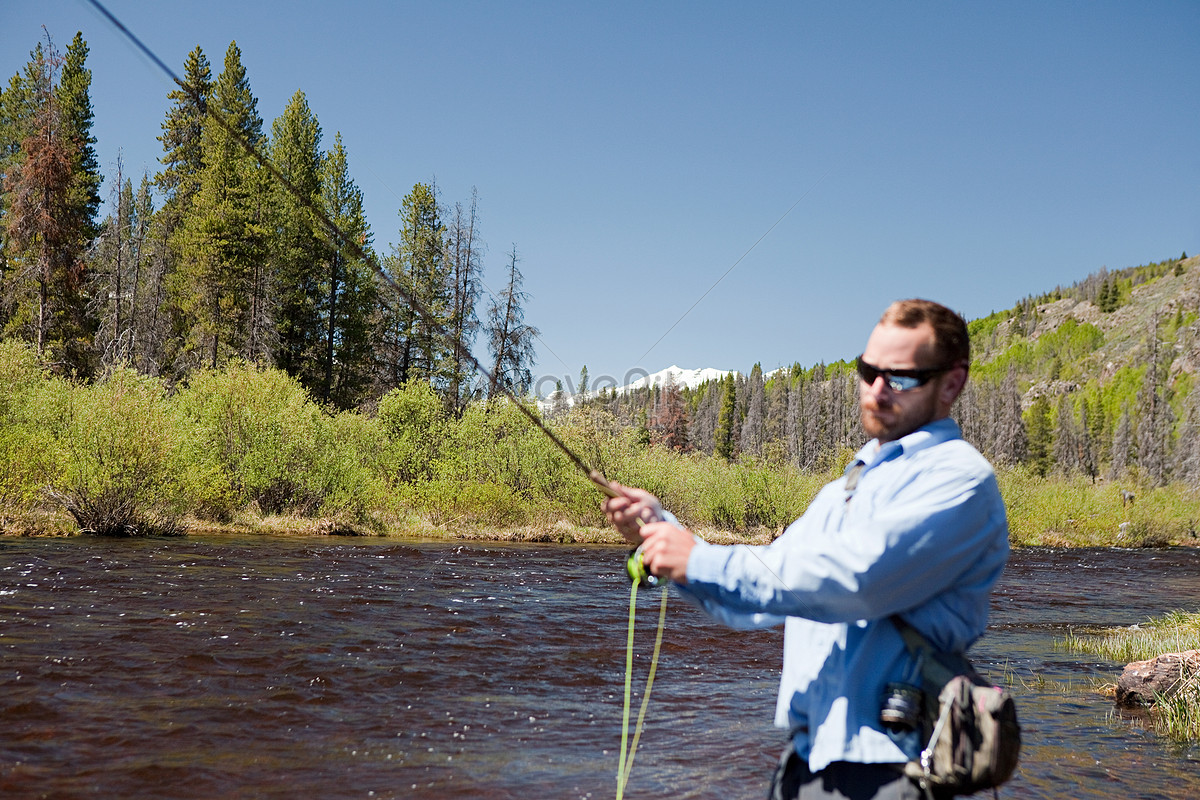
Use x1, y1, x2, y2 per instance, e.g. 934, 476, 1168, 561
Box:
879, 299, 969, 366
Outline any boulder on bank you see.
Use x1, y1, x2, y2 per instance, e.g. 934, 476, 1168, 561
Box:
1115, 650, 1200, 708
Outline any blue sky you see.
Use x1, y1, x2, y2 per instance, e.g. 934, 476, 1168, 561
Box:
4, 1, 1198, 396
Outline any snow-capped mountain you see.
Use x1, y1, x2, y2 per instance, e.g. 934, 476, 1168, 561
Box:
537, 365, 736, 412
616, 365, 735, 393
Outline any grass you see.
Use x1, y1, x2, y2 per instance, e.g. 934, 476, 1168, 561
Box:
1061, 611, 1200, 741
997, 469, 1200, 548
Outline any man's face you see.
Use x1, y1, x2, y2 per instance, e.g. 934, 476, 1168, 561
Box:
858, 322, 949, 443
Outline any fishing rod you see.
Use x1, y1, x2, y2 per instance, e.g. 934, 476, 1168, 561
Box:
84, 5, 669, 795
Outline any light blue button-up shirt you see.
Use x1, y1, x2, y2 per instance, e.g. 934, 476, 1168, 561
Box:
676, 417, 1009, 772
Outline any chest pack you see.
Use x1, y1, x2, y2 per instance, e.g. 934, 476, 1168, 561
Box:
891, 616, 1022, 798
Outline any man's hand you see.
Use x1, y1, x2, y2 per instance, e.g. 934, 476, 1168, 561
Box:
602, 483, 694, 583
601, 482, 664, 544
638, 521, 694, 585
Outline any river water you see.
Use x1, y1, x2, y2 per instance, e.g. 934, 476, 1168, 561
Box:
1, 536, 1198, 799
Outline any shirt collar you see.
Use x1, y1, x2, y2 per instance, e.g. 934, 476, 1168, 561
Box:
850, 417, 962, 471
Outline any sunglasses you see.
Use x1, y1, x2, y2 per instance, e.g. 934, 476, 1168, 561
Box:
856, 356, 952, 392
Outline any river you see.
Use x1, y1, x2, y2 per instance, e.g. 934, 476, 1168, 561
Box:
1, 536, 1198, 798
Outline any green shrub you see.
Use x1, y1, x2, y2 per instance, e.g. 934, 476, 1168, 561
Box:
395, 479, 529, 527
47, 367, 205, 536
996, 468, 1200, 546
173, 362, 328, 517
437, 400, 568, 500
0, 342, 60, 512
378, 381, 447, 482
308, 410, 391, 522
603, 446, 820, 532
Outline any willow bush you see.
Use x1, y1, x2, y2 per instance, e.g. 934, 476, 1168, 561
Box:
394, 479, 529, 528
436, 400, 571, 502
308, 409, 392, 525
0, 342, 60, 515
47, 367, 215, 536
609, 447, 822, 532
377, 380, 447, 483
7, 347, 1200, 542
173, 361, 385, 522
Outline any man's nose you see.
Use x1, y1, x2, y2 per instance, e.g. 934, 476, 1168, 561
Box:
864, 375, 890, 395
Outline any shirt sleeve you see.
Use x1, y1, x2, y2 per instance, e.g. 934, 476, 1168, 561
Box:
681, 457, 1006, 625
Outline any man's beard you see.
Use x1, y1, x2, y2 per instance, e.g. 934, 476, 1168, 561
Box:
860, 388, 940, 443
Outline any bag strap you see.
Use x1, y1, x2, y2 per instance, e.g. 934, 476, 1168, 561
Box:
890, 615, 969, 692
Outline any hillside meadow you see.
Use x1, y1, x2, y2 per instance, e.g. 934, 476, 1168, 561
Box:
2, 341, 1196, 548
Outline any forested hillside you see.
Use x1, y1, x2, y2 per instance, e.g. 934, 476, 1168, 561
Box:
580, 254, 1198, 488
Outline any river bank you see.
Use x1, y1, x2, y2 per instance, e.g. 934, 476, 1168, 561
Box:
0, 507, 778, 546
5, 504, 1197, 551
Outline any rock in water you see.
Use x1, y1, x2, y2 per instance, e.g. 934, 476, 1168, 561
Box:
1115, 650, 1200, 708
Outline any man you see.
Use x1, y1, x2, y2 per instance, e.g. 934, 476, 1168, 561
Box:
604, 299, 1009, 800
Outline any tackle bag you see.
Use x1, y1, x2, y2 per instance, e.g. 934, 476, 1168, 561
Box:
892, 616, 1021, 798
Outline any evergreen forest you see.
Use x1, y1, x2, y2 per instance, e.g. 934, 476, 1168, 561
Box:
1, 34, 537, 408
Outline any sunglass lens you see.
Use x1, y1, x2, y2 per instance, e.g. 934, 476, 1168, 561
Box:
888, 375, 922, 392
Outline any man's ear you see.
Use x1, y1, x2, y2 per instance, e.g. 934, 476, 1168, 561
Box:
938, 365, 968, 410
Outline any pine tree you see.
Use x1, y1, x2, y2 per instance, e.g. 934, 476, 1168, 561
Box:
378, 182, 449, 392
1025, 396, 1054, 476
688, 377, 721, 454
1175, 382, 1200, 483
1052, 395, 1080, 475
90, 166, 160, 372
764, 373, 789, 454
1110, 405, 1132, 480
0, 59, 38, 178
651, 372, 689, 451
485, 244, 538, 398
1086, 393, 1108, 468
316, 131, 375, 408
173, 41, 271, 370
1, 68, 36, 305
955, 379, 982, 452
1077, 398, 1098, 482
91, 160, 136, 366
714, 372, 737, 461
151, 46, 212, 373
57, 33, 101, 247
269, 89, 325, 388
443, 189, 483, 411
831, 368, 858, 451
1, 43, 46, 337
800, 375, 828, 470
739, 362, 766, 458
1, 35, 96, 374
1135, 317, 1173, 485
785, 373, 804, 466
994, 365, 1028, 465
156, 47, 211, 209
